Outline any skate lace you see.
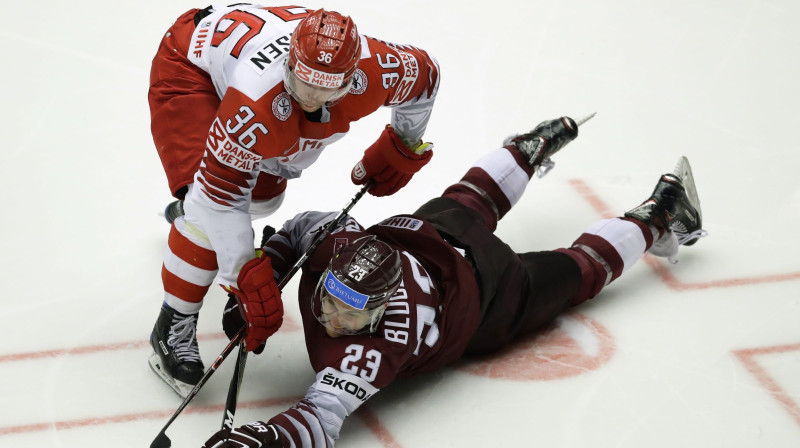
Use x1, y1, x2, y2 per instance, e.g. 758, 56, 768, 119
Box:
167, 314, 202, 363
676, 229, 708, 245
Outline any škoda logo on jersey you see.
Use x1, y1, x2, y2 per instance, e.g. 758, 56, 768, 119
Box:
320, 371, 374, 402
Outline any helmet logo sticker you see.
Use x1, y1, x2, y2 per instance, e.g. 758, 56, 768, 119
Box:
272, 92, 292, 121
349, 69, 367, 95
295, 60, 345, 88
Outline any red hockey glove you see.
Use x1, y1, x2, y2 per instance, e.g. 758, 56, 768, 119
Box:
225, 254, 283, 352
222, 294, 266, 354
351, 125, 433, 197
202, 421, 284, 448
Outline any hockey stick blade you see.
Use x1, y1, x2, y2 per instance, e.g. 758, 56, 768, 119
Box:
151, 430, 171, 448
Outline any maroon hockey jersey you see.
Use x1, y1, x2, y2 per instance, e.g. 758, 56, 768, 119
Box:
262, 211, 479, 446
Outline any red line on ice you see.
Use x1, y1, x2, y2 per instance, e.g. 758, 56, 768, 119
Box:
733, 344, 800, 427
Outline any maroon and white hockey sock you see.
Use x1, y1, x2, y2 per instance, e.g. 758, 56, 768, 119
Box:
442, 145, 535, 230
557, 217, 659, 305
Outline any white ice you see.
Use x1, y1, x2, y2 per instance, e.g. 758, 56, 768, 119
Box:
1, 0, 799, 447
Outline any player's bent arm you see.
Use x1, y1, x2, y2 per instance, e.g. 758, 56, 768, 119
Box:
387, 45, 440, 147
268, 367, 380, 447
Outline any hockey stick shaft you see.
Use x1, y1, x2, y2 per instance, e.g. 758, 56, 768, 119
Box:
220, 222, 277, 432
219, 182, 372, 435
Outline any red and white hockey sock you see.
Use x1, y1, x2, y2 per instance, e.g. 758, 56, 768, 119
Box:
161, 216, 218, 313
442, 145, 535, 230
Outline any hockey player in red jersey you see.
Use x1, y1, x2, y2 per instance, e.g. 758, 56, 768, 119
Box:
201, 115, 708, 447
147, 4, 441, 396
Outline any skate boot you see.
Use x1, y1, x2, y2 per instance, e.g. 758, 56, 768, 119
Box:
164, 200, 184, 224
505, 115, 587, 176
148, 303, 204, 398
625, 156, 708, 263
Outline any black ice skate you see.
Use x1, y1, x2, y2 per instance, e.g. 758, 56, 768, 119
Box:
164, 200, 184, 224
148, 303, 204, 398
506, 113, 594, 177
625, 156, 707, 263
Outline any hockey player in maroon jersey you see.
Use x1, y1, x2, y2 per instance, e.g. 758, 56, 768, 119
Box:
147, 4, 441, 396
201, 115, 707, 447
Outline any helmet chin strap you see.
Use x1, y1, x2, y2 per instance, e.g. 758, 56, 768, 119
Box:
368, 305, 387, 333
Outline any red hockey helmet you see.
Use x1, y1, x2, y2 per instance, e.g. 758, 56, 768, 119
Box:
284, 9, 361, 111
312, 236, 402, 335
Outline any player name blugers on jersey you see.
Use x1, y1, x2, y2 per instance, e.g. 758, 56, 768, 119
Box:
207, 118, 263, 171
378, 216, 423, 231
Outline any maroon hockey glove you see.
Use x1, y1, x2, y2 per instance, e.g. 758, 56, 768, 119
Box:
202, 421, 284, 448
351, 125, 433, 197
225, 254, 283, 352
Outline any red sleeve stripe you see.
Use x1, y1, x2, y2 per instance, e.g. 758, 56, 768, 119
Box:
422, 55, 440, 100
196, 173, 239, 202
202, 154, 254, 189
197, 178, 235, 207
201, 171, 247, 198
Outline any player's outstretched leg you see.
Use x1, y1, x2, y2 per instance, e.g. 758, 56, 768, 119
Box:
148, 302, 204, 398
625, 156, 707, 263
440, 115, 586, 230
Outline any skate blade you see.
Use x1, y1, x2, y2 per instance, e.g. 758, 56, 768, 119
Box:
574, 112, 596, 127
672, 156, 702, 222
148, 352, 195, 399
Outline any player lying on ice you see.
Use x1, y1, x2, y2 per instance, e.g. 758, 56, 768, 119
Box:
202, 115, 708, 447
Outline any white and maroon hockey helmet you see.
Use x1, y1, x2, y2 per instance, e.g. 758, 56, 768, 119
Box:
284, 9, 361, 111
312, 236, 402, 335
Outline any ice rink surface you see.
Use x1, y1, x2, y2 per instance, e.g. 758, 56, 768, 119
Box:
1, 0, 799, 446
